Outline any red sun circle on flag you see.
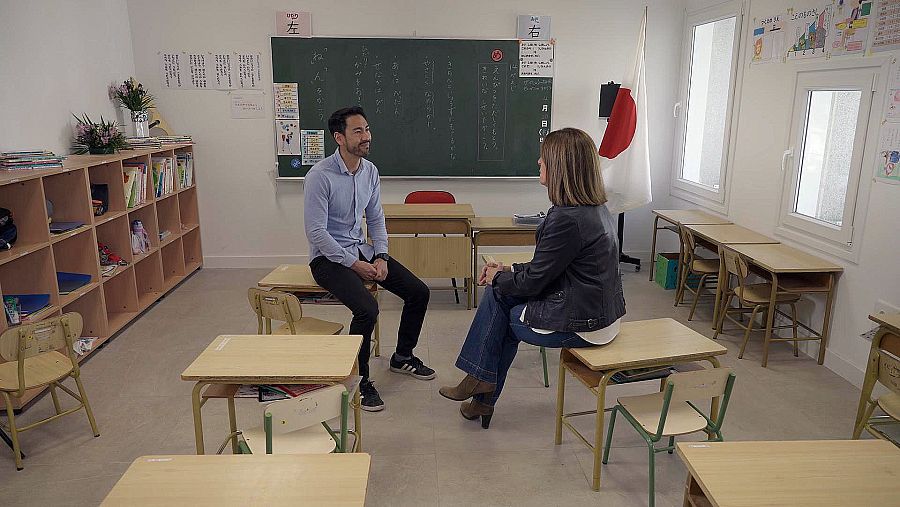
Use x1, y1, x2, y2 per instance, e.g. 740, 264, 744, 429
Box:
491, 49, 503, 62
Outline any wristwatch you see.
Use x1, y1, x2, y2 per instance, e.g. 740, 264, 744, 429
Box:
374, 253, 390, 262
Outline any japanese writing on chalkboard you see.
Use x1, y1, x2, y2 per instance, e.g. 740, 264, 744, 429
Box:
477, 63, 508, 161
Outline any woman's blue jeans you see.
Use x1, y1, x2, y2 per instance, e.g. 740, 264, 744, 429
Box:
455, 286, 594, 406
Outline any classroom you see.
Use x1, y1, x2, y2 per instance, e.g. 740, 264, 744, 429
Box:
1, 0, 899, 505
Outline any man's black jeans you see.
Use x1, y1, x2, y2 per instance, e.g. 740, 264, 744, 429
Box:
309, 252, 429, 379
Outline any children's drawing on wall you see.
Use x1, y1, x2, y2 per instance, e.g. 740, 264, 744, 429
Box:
750, 13, 785, 64
876, 124, 900, 184
830, 0, 872, 56
276, 120, 301, 155
787, 4, 832, 60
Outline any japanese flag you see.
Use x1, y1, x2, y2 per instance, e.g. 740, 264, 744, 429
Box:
598, 10, 652, 214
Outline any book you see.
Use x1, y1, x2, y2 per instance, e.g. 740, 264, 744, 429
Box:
57, 272, 91, 295
50, 221, 84, 234
611, 366, 675, 384
513, 212, 546, 225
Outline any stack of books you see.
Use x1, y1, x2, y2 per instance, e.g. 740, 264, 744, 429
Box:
176, 152, 194, 188
125, 137, 162, 150
151, 156, 175, 197
158, 135, 192, 145
513, 212, 546, 226
123, 162, 148, 208
0, 150, 65, 170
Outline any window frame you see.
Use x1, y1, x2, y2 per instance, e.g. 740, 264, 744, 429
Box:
670, 1, 744, 212
776, 58, 888, 261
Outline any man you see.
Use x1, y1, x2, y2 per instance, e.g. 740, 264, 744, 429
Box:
304, 106, 435, 411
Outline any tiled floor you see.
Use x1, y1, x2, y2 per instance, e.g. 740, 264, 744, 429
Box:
0, 267, 867, 506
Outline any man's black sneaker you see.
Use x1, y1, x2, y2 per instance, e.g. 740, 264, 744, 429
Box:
359, 379, 385, 412
389, 354, 436, 380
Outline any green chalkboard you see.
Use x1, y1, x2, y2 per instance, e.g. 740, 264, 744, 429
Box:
272, 37, 553, 178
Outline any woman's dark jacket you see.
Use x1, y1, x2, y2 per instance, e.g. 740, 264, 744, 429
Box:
492, 204, 626, 332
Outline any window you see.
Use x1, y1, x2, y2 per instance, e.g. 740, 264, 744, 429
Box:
778, 64, 882, 254
671, 2, 742, 209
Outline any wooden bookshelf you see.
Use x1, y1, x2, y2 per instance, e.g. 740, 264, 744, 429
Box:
0, 143, 201, 408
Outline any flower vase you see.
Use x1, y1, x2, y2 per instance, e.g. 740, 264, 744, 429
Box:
89, 145, 115, 155
131, 110, 150, 138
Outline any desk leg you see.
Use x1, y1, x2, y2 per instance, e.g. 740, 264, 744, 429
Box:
555, 351, 566, 445
761, 274, 779, 368
706, 356, 722, 436
649, 216, 659, 281
592, 372, 614, 491
191, 382, 207, 455
817, 273, 836, 365
227, 396, 238, 454
854, 345, 880, 438
354, 389, 362, 452
473, 241, 479, 308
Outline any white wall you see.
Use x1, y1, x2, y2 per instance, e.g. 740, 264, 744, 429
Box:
125, 0, 685, 267
0, 0, 135, 154
676, 0, 900, 385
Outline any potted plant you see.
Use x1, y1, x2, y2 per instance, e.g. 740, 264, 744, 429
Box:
109, 77, 155, 137
72, 114, 129, 155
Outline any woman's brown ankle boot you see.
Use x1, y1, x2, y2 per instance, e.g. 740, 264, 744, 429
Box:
460, 399, 494, 429
438, 375, 496, 401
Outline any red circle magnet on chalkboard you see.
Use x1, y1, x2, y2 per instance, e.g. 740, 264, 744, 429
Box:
491, 49, 503, 62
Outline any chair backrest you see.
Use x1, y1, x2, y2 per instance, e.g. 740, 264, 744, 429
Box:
404, 191, 456, 204
876, 347, 900, 394
263, 384, 347, 434
666, 367, 733, 403
0, 312, 83, 395
247, 288, 303, 334
722, 249, 750, 293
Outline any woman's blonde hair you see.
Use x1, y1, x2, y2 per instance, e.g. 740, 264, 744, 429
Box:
541, 128, 607, 206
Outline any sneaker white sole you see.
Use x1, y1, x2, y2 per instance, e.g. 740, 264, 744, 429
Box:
360, 403, 385, 412
390, 365, 436, 380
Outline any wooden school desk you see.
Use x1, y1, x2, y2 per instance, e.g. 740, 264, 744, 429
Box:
471, 217, 537, 306
676, 440, 900, 507
684, 224, 779, 326
382, 203, 475, 308
854, 312, 900, 439
649, 209, 732, 281
102, 453, 371, 506
181, 334, 363, 455
258, 264, 381, 356
555, 318, 727, 491
725, 243, 842, 367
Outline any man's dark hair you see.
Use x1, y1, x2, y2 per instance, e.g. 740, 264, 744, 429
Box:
328, 106, 367, 137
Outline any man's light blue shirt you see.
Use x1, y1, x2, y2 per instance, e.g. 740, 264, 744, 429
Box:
304, 148, 388, 267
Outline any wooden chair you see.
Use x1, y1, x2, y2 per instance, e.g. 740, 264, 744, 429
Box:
673, 226, 720, 321
238, 383, 358, 454
404, 190, 462, 304
602, 368, 736, 507
713, 249, 801, 365
853, 326, 900, 444
0, 313, 99, 470
200, 289, 346, 454
247, 288, 344, 336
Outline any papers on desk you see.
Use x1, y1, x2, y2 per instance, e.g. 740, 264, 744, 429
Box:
513, 212, 546, 225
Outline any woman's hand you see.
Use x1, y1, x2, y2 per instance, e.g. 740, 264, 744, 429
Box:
479, 261, 506, 286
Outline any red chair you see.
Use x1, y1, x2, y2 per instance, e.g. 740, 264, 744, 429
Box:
404, 191, 461, 304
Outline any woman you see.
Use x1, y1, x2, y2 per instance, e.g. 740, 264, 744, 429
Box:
439, 128, 626, 428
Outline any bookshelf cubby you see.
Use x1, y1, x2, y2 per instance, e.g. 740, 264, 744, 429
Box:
0, 143, 201, 408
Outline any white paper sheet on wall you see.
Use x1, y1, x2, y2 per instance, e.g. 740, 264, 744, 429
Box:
274, 83, 299, 119
300, 129, 325, 165
159, 52, 184, 88
231, 92, 266, 119
213, 53, 236, 89
872, 0, 900, 53
276, 120, 301, 155
185, 53, 210, 89
237, 52, 262, 89
519, 41, 554, 78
